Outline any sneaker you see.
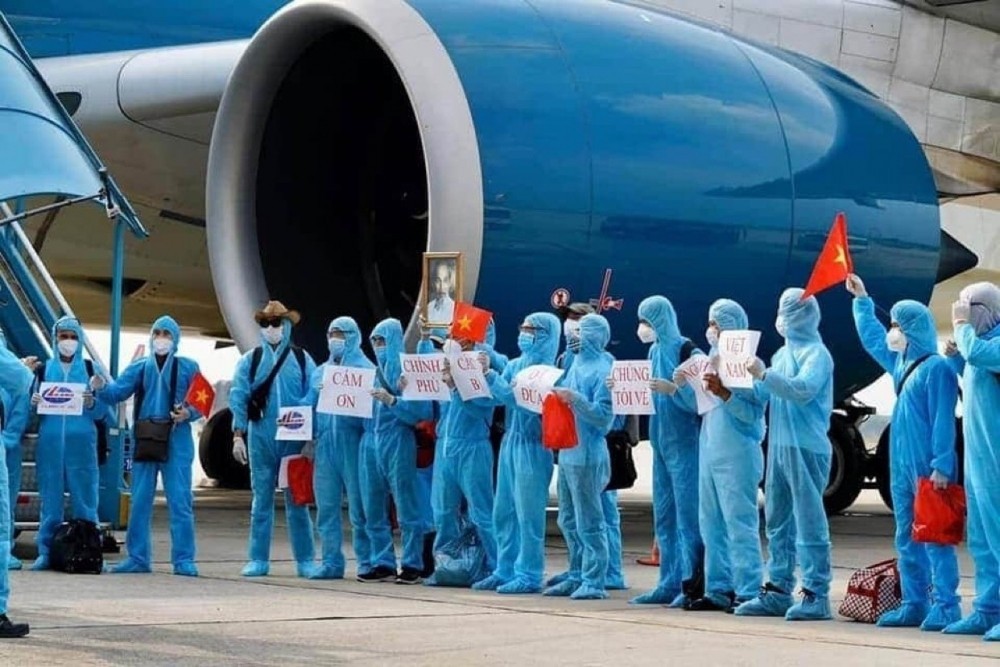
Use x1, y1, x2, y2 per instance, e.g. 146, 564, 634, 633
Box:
0, 615, 29, 639
396, 568, 423, 585
357, 566, 396, 583
734, 583, 793, 617
785, 589, 832, 621
685, 592, 734, 612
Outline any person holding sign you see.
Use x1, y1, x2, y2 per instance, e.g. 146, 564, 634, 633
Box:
683, 300, 767, 613
544, 314, 615, 600
630, 296, 705, 608
735, 288, 834, 621
301, 317, 375, 581
364, 318, 434, 585
30, 317, 109, 571
472, 312, 561, 595
846, 274, 962, 631
228, 302, 317, 579
92, 315, 205, 577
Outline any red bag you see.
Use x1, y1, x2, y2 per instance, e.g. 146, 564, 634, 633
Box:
837, 559, 901, 623
415, 420, 436, 469
913, 477, 966, 545
287, 456, 315, 506
542, 394, 578, 450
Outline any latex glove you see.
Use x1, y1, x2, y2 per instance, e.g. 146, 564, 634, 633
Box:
171, 406, 191, 423
930, 469, 949, 490
551, 388, 579, 405
650, 379, 678, 396
83, 390, 96, 409
442, 368, 455, 389
845, 273, 867, 298
943, 339, 958, 357
30, 393, 41, 407
952, 300, 971, 326
89, 374, 106, 391
301, 440, 315, 461
605, 377, 615, 390
478, 352, 490, 374
371, 388, 396, 406
21, 356, 40, 371
232, 437, 248, 466
672, 370, 687, 387
746, 357, 766, 380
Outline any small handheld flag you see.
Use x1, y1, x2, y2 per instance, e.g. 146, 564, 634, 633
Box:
803, 212, 853, 299
184, 372, 216, 418
450, 302, 492, 343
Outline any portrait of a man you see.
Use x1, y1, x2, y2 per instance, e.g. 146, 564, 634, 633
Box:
422, 252, 463, 327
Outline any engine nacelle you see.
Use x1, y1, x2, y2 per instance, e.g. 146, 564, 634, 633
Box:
206, 0, 941, 400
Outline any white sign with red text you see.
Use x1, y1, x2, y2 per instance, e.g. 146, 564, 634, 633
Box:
610, 360, 654, 415
400, 354, 452, 401
449, 352, 492, 401
717, 330, 761, 389
675, 355, 721, 415
317, 366, 376, 418
513, 365, 564, 414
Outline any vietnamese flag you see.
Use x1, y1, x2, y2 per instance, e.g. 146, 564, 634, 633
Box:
185, 372, 216, 418
450, 302, 492, 343
802, 212, 853, 299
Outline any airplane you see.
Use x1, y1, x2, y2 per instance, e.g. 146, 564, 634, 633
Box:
0, 0, 995, 514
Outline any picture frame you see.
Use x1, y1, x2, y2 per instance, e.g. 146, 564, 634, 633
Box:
421, 252, 463, 329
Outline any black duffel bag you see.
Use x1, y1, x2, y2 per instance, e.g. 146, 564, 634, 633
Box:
605, 428, 638, 491
50, 519, 103, 574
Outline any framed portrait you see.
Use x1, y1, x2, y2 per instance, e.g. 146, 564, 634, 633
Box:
421, 252, 463, 328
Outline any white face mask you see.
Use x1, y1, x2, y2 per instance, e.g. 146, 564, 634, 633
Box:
637, 323, 657, 344
775, 316, 787, 339
262, 326, 283, 345
886, 327, 907, 352
705, 327, 719, 348
57, 339, 79, 358
152, 337, 172, 356
563, 320, 581, 340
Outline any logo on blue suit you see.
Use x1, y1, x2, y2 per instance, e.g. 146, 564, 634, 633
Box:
277, 411, 306, 430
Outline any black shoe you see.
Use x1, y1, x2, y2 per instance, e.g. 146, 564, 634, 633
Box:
684, 594, 733, 612
421, 532, 436, 578
396, 568, 423, 585
0, 615, 29, 638
356, 566, 396, 583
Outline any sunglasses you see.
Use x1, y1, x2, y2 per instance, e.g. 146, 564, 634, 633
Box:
259, 318, 284, 328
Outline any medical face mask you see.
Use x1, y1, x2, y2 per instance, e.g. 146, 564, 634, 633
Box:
152, 337, 173, 356
517, 332, 535, 353
637, 323, 656, 344
262, 326, 283, 345
328, 338, 346, 358
57, 339, 79, 358
775, 316, 787, 339
705, 326, 719, 348
886, 327, 907, 353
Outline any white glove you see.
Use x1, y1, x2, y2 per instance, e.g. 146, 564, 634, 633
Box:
746, 357, 766, 380
301, 440, 315, 461
30, 393, 41, 407
171, 406, 191, 423
398, 376, 408, 392
89, 375, 105, 391
83, 390, 96, 409
672, 370, 687, 387
952, 300, 971, 326
930, 469, 949, 490
943, 339, 958, 357
479, 352, 490, 374
605, 377, 615, 390
650, 379, 678, 396
232, 436, 248, 466
845, 273, 867, 298
21, 356, 40, 371
371, 388, 396, 406
552, 388, 578, 404
442, 368, 455, 389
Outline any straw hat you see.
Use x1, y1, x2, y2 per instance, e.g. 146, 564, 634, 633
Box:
253, 300, 301, 326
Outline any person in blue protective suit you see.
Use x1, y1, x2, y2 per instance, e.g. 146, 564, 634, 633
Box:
301, 317, 373, 580
92, 315, 202, 576
943, 282, 1000, 639
229, 301, 317, 578
846, 274, 962, 630
544, 314, 615, 600
473, 312, 561, 594
363, 317, 434, 584
735, 287, 834, 621
682, 299, 766, 613
629, 296, 704, 607
0, 337, 33, 637
549, 303, 628, 591
30, 317, 109, 571
0, 331, 30, 572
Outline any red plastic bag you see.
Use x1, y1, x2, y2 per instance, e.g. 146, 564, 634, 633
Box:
912, 477, 966, 545
287, 456, 315, 506
542, 393, 578, 450
415, 420, 436, 469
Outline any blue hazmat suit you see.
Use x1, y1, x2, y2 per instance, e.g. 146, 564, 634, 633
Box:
474, 312, 561, 594
0, 331, 29, 570
739, 288, 834, 620
230, 318, 317, 577
96, 316, 202, 575
698, 300, 766, 608
303, 317, 373, 579
546, 314, 615, 600
364, 318, 433, 574
631, 296, 703, 605
945, 282, 1000, 638
0, 340, 33, 614
33, 317, 108, 569
853, 296, 961, 629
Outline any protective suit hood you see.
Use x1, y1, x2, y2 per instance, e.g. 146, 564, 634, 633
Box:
371, 318, 404, 385
778, 288, 822, 344
959, 282, 1000, 335
52, 316, 86, 370
889, 300, 937, 359
523, 312, 561, 365
150, 315, 181, 355
709, 299, 748, 333
578, 314, 611, 359
328, 316, 373, 368
638, 296, 681, 343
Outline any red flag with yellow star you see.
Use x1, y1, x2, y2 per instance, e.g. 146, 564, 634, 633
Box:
450, 302, 492, 343
184, 372, 216, 418
802, 212, 853, 299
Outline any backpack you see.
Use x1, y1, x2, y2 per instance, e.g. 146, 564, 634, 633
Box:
35, 360, 110, 465
49, 519, 103, 574
250, 346, 307, 385
247, 345, 307, 422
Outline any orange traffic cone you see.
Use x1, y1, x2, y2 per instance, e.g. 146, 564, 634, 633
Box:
636, 540, 660, 567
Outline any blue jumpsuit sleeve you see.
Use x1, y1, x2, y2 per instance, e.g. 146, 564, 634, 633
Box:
852, 296, 896, 373
488, 348, 509, 373
670, 382, 699, 414
296, 353, 318, 405
946, 354, 965, 376
304, 366, 324, 408
2, 390, 29, 450
0, 347, 33, 397
229, 353, 253, 432
955, 323, 1000, 372
761, 347, 832, 404
458, 389, 494, 419
569, 381, 614, 432
926, 362, 959, 479
723, 386, 765, 425
388, 397, 434, 425
97, 359, 145, 405
416, 339, 434, 355
486, 369, 518, 408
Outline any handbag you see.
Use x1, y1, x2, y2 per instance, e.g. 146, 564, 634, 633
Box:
605, 429, 638, 491
913, 478, 966, 545
287, 456, 315, 506
542, 393, 578, 450
132, 359, 178, 463
838, 559, 901, 623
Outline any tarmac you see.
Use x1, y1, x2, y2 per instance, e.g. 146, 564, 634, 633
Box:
3, 486, 999, 666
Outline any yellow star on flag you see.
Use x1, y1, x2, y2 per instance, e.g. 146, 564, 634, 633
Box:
834, 244, 847, 266
457, 314, 473, 331
196, 389, 209, 404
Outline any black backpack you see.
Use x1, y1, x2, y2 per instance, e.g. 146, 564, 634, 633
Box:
35, 360, 111, 465
49, 519, 103, 574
